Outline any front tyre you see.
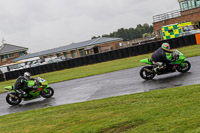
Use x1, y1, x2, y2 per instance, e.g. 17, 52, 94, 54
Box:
6, 93, 22, 106
140, 66, 155, 80
41, 87, 54, 98
176, 61, 191, 73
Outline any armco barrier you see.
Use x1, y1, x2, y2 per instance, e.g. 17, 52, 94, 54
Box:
112, 50, 118, 59
149, 42, 156, 52
189, 34, 196, 45
3, 34, 198, 81
171, 38, 180, 48
0, 74, 4, 82
5, 72, 12, 81
138, 45, 145, 55
127, 47, 133, 56
184, 36, 190, 46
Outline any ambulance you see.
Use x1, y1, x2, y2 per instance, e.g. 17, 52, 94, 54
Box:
162, 22, 200, 40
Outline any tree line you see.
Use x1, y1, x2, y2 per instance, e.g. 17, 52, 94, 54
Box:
92, 23, 154, 41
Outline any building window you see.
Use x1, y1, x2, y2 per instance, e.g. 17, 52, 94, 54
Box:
1, 53, 14, 59
180, 0, 200, 11
19, 51, 26, 56
79, 49, 85, 57
195, 21, 200, 29
8, 53, 14, 58
197, 0, 200, 7
63, 52, 68, 58
191, 0, 196, 8
157, 30, 163, 39
71, 50, 77, 58
1, 55, 8, 59
56, 53, 60, 57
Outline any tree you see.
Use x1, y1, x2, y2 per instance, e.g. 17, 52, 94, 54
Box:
91, 23, 154, 41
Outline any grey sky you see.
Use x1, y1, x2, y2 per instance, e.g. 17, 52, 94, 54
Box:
0, 0, 179, 53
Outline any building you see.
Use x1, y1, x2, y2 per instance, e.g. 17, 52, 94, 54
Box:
13, 37, 123, 62
0, 43, 28, 66
153, 0, 200, 39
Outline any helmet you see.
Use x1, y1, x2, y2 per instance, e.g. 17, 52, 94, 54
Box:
24, 72, 31, 80
161, 43, 170, 51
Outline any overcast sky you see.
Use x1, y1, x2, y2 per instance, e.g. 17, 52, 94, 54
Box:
0, 0, 179, 53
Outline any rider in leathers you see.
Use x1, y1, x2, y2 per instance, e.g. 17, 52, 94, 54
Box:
14, 72, 38, 98
151, 43, 174, 72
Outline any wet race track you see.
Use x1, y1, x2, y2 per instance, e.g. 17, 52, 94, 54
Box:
0, 56, 200, 116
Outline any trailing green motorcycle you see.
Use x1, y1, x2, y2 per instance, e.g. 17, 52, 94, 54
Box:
5, 77, 54, 105
140, 49, 191, 80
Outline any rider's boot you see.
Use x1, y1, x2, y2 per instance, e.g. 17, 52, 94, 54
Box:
16, 90, 28, 98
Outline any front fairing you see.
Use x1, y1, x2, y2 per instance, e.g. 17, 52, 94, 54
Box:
177, 55, 186, 62
27, 77, 49, 97
166, 53, 172, 60
169, 50, 186, 66
37, 77, 48, 87
28, 80, 35, 86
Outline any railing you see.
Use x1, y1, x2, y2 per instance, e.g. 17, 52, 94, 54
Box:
153, 6, 200, 23
153, 9, 181, 23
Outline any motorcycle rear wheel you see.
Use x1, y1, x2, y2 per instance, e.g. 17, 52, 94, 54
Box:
6, 93, 22, 106
41, 87, 54, 98
140, 66, 155, 80
176, 61, 191, 73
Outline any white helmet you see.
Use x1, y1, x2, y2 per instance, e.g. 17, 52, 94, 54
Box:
24, 72, 31, 80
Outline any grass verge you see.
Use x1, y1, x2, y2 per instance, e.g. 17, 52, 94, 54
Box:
0, 44, 200, 93
1, 84, 200, 132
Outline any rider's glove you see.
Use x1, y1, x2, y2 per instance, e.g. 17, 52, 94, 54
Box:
171, 59, 175, 62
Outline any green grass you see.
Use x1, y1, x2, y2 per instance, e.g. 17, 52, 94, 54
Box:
1, 84, 200, 132
0, 44, 200, 93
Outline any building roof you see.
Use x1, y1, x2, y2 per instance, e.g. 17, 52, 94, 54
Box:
0, 43, 28, 55
12, 37, 122, 62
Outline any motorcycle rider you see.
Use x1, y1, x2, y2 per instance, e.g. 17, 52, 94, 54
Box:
151, 43, 174, 72
14, 72, 38, 98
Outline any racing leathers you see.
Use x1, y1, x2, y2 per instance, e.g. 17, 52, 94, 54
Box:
151, 47, 173, 71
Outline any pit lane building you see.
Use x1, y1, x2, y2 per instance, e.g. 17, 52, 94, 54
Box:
0, 43, 28, 66
13, 37, 123, 62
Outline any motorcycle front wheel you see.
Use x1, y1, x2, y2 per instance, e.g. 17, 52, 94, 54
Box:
6, 93, 22, 106
41, 87, 54, 98
176, 61, 191, 73
140, 66, 155, 80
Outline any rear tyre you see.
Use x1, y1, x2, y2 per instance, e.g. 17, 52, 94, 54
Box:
140, 66, 155, 80
176, 61, 191, 73
41, 87, 54, 98
6, 93, 22, 106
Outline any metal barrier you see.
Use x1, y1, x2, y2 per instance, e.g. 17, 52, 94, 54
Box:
153, 9, 181, 23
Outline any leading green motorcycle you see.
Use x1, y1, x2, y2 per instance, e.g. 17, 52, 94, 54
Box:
5, 77, 54, 105
140, 49, 191, 80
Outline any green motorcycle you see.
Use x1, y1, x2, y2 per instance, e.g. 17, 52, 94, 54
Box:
140, 49, 191, 80
5, 77, 54, 105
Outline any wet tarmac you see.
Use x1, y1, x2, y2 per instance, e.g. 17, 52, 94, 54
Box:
0, 56, 200, 116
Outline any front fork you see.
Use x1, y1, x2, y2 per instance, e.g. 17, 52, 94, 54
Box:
180, 62, 185, 67
43, 86, 49, 93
